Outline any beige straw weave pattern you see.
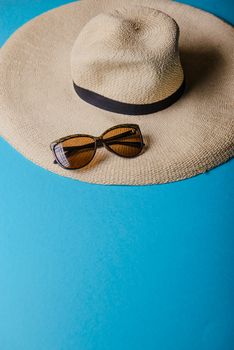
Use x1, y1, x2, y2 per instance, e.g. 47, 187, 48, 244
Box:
71, 6, 184, 104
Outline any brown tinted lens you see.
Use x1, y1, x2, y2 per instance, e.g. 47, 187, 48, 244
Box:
102, 126, 143, 157
54, 136, 96, 169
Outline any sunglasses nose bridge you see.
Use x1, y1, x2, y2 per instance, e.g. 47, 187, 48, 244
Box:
95, 136, 104, 148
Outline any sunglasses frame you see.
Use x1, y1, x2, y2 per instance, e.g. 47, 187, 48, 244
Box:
50, 123, 145, 170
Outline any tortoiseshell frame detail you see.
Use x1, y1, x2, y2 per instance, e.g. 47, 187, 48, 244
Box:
50, 124, 145, 170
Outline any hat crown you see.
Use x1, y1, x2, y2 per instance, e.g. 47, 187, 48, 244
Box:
71, 6, 184, 104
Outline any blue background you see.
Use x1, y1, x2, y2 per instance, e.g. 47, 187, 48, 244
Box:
0, 1, 233, 349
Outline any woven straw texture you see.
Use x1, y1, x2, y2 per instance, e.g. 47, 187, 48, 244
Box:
0, 0, 233, 185
71, 6, 184, 103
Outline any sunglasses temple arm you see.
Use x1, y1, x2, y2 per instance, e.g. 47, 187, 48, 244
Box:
52, 130, 140, 154
101, 130, 135, 143
59, 135, 142, 153
62, 140, 143, 153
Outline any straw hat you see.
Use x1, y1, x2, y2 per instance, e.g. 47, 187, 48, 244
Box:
0, 0, 233, 185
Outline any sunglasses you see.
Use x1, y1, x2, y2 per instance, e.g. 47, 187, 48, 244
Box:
50, 124, 145, 170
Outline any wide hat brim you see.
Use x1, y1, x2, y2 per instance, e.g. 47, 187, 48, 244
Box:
0, 0, 233, 185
